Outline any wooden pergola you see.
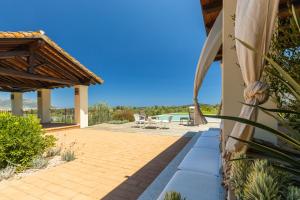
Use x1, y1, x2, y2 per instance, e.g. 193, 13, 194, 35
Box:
0, 31, 103, 92
0, 31, 103, 128
199, 0, 300, 61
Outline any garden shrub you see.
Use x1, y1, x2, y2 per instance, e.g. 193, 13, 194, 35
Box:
112, 109, 134, 122
287, 186, 300, 200
45, 146, 61, 157
0, 165, 15, 181
230, 153, 252, 199
31, 155, 48, 169
244, 170, 280, 200
61, 149, 76, 162
230, 158, 294, 200
0, 113, 56, 170
164, 191, 186, 200
107, 120, 129, 124
89, 103, 113, 126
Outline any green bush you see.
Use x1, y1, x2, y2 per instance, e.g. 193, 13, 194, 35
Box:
31, 155, 48, 169
45, 147, 61, 157
164, 191, 186, 200
287, 186, 300, 200
107, 120, 129, 124
89, 103, 113, 126
230, 153, 252, 199
244, 170, 280, 200
0, 165, 15, 181
0, 113, 56, 170
230, 158, 293, 200
61, 149, 76, 162
112, 109, 134, 122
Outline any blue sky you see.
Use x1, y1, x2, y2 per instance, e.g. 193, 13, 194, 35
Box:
0, 0, 221, 108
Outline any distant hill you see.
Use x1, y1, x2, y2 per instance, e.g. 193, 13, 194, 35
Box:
0, 98, 37, 109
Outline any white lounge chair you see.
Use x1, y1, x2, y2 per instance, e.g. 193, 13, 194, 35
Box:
145, 116, 161, 129
161, 116, 173, 129
134, 114, 146, 127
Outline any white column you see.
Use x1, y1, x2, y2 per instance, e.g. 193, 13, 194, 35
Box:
74, 85, 88, 128
11, 92, 23, 116
222, 0, 244, 143
37, 89, 51, 123
222, 0, 277, 145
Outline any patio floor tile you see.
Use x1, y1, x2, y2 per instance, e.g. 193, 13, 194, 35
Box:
0, 128, 190, 199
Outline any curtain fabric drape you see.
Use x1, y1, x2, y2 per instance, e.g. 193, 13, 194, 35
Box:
225, 0, 279, 152
194, 10, 223, 125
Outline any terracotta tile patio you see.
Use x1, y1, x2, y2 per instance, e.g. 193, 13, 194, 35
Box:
0, 128, 190, 200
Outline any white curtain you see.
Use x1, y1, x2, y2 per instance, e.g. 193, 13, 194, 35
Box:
194, 10, 223, 125
226, 0, 279, 152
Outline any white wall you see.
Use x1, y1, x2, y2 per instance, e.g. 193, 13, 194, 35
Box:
74, 85, 88, 128
222, 0, 244, 144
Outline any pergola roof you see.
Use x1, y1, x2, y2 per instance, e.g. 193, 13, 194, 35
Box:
0, 31, 103, 92
200, 0, 300, 61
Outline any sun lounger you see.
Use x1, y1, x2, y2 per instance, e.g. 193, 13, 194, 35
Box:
187, 110, 195, 125
161, 116, 172, 129
145, 116, 161, 129
134, 114, 146, 127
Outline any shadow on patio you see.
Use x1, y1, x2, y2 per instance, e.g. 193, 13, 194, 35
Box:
42, 123, 79, 132
101, 132, 194, 200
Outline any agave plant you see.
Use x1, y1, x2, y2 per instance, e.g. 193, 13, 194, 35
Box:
164, 191, 186, 200
287, 186, 300, 200
230, 153, 252, 199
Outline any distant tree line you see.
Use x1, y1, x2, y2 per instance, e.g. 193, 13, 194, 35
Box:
33, 103, 220, 126
114, 104, 220, 116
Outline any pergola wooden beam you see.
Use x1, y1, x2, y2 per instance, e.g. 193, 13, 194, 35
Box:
202, 1, 222, 14
0, 67, 80, 85
0, 50, 30, 59
0, 82, 42, 89
27, 63, 47, 73
0, 31, 103, 87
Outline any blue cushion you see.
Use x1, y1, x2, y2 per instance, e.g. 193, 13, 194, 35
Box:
178, 147, 220, 177
194, 136, 220, 150
201, 129, 220, 137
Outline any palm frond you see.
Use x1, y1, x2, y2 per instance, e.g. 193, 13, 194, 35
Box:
240, 102, 300, 115
292, 5, 300, 32
204, 115, 300, 149
229, 136, 300, 167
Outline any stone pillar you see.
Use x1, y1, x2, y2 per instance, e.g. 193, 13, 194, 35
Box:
37, 89, 51, 123
222, 0, 244, 144
11, 92, 23, 116
74, 85, 88, 128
